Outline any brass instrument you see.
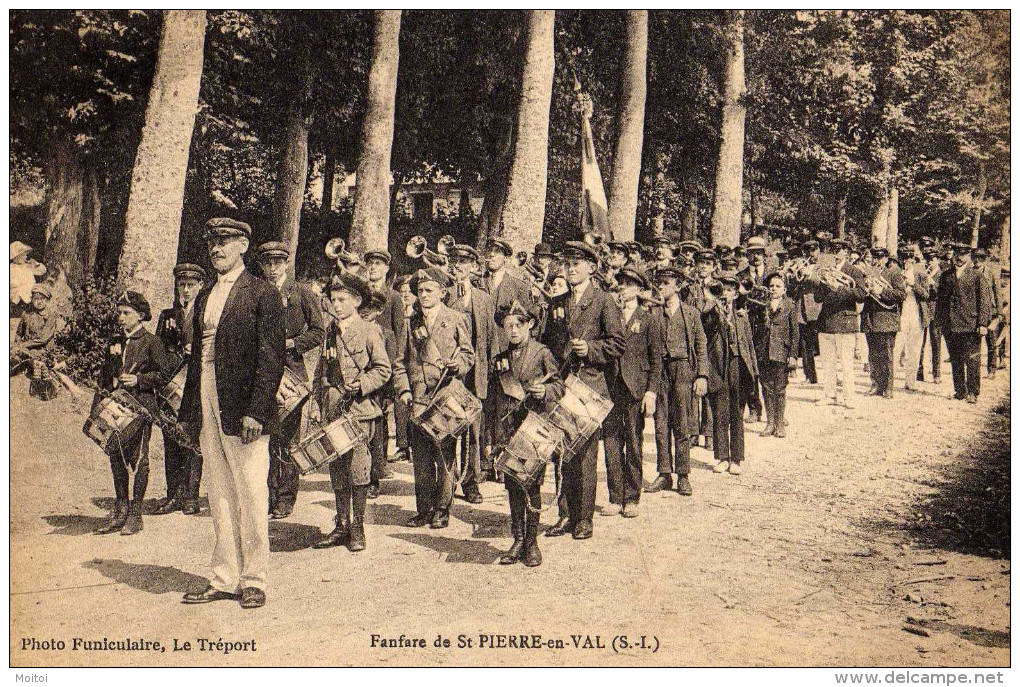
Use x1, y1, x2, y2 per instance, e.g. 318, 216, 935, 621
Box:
863, 271, 898, 310
436, 235, 457, 258
405, 236, 449, 268
639, 285, 665, 307
744, 285, 770, 308
325, 238, 364, 273
816, 265, 858, 290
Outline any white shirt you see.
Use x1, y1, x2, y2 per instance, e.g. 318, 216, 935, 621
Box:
621, 298, 638, 325
572, 279, 591, 307
204, 262, 245, 330
665, 297, 681, 318
490, 268, 505, 294
420, 303, 439, 331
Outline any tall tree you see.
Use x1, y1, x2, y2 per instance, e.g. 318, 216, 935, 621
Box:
607, 10, 648, 242
119, 10, 206, 309
499, 10, 556, 251
349, 10, 401, 254
710, 10, 746, 247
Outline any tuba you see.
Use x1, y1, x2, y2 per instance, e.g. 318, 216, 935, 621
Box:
405, 236, 448, 268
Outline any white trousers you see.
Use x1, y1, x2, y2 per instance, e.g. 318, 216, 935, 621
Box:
894, 303, 924, 390
200, 360, 270, 593
819, 332, 858, 402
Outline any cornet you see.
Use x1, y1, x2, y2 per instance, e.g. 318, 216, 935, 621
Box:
405, 236, 448, 268
325, 238, 364, 273
436, 235, 456, 257
863, 271, 898, 310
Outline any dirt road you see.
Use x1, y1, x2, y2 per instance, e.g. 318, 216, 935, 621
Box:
9, 364, 1010, 667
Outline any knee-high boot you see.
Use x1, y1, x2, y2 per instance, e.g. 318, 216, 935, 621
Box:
774, 392, 787, 438
521, 489, 542, 567
314, 487, 351, 548
95, 499, 129, 535
348, 486, 368, 552
499, 488, 525, 564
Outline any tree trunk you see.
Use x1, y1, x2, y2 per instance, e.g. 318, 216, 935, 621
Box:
498, 10, 556, 252
748, 182, 759, 230
272, 43, 312, 280
321, 150, 336, 224
350, 10, 401, 254
607, 10, 647, 242
681, 197, 698, 241
886, 185, 899, 255
999, 215, 1009, 267
78, 167, 102, 282
709, 10, 746, 248
870, 185, 890, 249
119, 9, 206, 311
971, 160, 987, 248
835, 191, 847, 239
43, 139, 85, 288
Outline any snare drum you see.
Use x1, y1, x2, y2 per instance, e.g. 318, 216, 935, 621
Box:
154, 363, 200, 453
546, 374, 613, 458
277, 366, 311, 423
413, 378, 482, 443
82, 389, 150, 457
494, 411, 564, 489
289, 414, 365, 475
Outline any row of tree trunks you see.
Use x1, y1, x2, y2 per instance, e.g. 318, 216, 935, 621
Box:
349, 10, 402, 254
118, 9, 207, 311
709, 10, 746, 248
498, 9, 556, 253
606, 10, 648, 242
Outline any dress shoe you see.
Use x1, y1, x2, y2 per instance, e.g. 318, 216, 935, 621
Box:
600, 504, 622, 516
406, 513, 431, 528
240, 587, 266, 609
544, 517, 573, 537
313, 526, 348, 549
181, 499, 201, 515
713, 460, 730, 474
867, 385, 880, 396
571, 520, 593, 540
644, 474, 673, 493
463, 486, 483, 504
270, 503, 293, 520
153, 497, 182, 515
181, 586, 240, 605
988, 369, 996, 380
120, 501, 143, 536
966, 393, 977, 404
760, 423, 775, 437
933, 375, 942, 384
676, 476, 693, 496
728, 462, 743, 475
882, 388, 894, 399
499, 540, 524, 565
622, 502, 639, 518
429, 510, 449, 529
366, 484, 379, 500
521, 542, 542, 567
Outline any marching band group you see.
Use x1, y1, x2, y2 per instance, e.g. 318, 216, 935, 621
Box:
16, 216, 1004, 609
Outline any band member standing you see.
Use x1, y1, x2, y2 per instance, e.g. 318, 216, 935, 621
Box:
972, 248, 1003, 378
154, 263, 206, 515
936, 244, 992, 403
490, 302, 564, 567
603, 268, 662, 517
484, 239, 534, 316
180, 218, 285, 609
390, 275, 416, 463
738, 236, 769, 423
687, 249, 717, 450
363, 250, 405, 497
758, 273, 799, 438
892, 247, 932, 393
795, 239, 823, 385
861, 248, 908, 398
540, 241, 625, 540
311, 274, 391, 552
94, 291, 174, 535
256, 241, 325, 520
392, 268, 475, 529
645, 267, 708, 497
448, 244, 499, 502
703, 273, 757, 475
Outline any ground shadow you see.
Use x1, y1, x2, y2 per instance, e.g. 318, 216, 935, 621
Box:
365, 502, 419, 527
388, 532, 503, 564
868, 394, 1010, 559
83, 558, 207, 595
908, 619, 1010, 649
43, 513, 110, 536
450, 505, 509, 539
269, 520, 325, 552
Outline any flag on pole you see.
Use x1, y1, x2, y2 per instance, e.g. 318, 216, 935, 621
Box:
579, 98, 610, 240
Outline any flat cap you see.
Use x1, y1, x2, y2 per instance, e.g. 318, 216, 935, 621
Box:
534, 242, 555, 257
448, 244, 479, 261
870, 247, 889, 258
173, 263, 207, 281
746, 236, 767, 252
364, 250, 392, 266
205, 217, 252, 239
678, 240, 702, 253
562, 241, 599, 263
116, 290, 152, 322
625, 241, 643, 255
495, 300, 542, 327
10, 241, 33, 262
486, 239, 513, 257
30, 283, 52, 299
410, 267, 453, 294
695, 249, 717, 263
652, 265, 685, 281
326, 272, 372, 302
606, 241, 630, 255
615, 266, 648, 289
256, 241, 290, 259
717, 270, 740, 286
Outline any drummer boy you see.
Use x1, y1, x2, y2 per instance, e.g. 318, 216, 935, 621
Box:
94, 291, 173, 536
490, 301, 564, 567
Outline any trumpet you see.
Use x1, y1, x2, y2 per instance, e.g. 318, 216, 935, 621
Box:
325, 238, 364, 273
405, 236, 449, 268
863, 271, 898, 310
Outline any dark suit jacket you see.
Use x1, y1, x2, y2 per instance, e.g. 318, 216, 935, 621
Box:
805, 263, 866, 334
860, 265, 908, 333
155, 304, 196, 365
489, 339, 564, 446
936, 264, 992, 333
762, 297, 800, 364
540, 281, 626, 398
701, 301, 758, 394
278, 277, 325, 380
392, 303, 474, 414
100, 327, 175, 414
449, 285, 499, 400
610, 304, 664, 402
179, 269, 287, 437
486, 271, 533, 315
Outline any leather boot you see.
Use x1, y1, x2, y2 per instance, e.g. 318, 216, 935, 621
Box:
315, 489, 350, 548
154, 489, 183, 515
644, 474, 673, 493
121, 500, 143, 536
499, 491, 525, 564
96, 499, 129, 535
521, 502, 542, 568
774, 395, 787, 438
347, 486, 368, 552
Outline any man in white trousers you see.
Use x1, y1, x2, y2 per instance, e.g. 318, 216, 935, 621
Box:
893, 246, 932, 392
178, 218, 286, 609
